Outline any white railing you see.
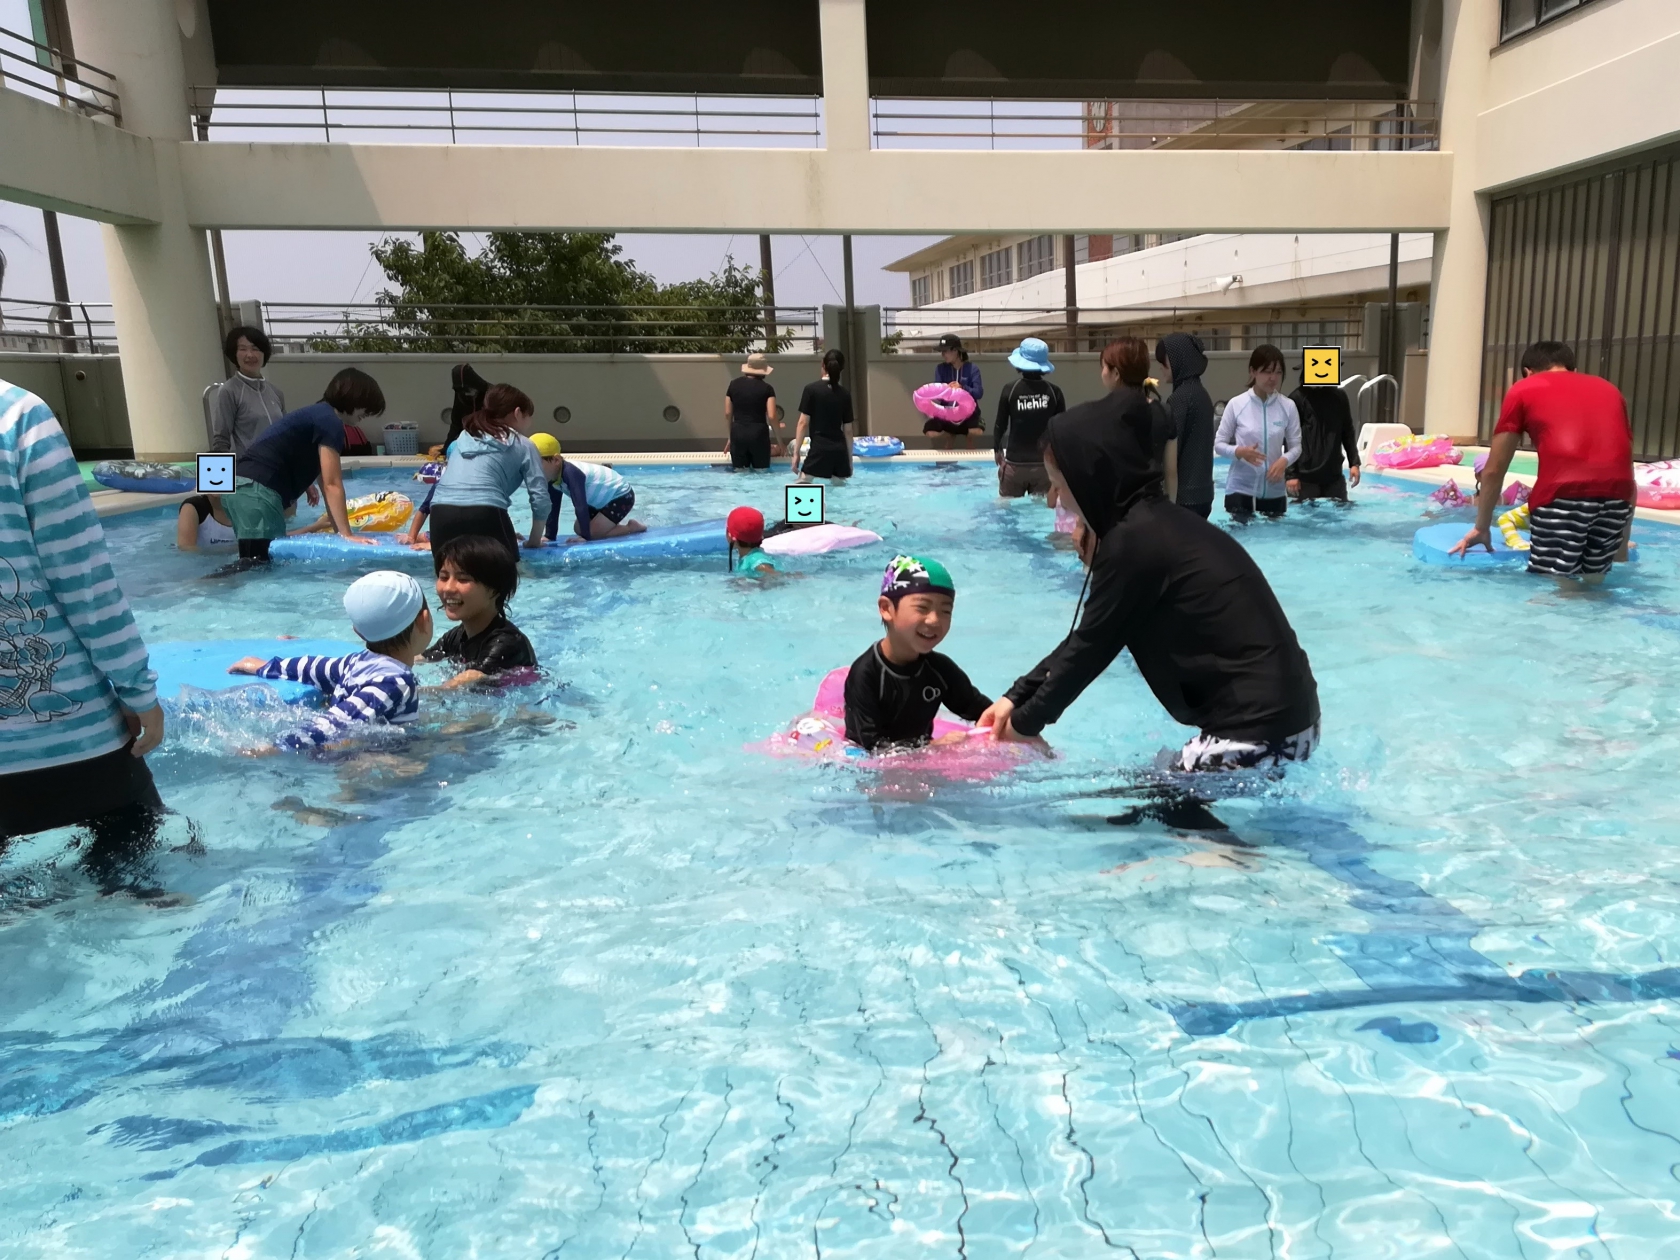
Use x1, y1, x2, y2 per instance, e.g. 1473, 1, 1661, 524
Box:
0, 25, 119, 122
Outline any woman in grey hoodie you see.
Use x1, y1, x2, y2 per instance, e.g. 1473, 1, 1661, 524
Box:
211, 325, 286, 455
1155, 333, 1215, 518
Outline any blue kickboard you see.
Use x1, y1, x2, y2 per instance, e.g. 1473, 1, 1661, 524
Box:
94, 473, 196, 495
150, 639, 360, 704
1412, 520, 1639, 569
1413, 521, 1524, 568
269, 520, 727, 565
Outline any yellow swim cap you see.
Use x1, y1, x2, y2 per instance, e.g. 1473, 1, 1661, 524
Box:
529, 432, 561, 458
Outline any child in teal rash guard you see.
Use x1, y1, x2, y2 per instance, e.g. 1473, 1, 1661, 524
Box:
726, 507, 781, 575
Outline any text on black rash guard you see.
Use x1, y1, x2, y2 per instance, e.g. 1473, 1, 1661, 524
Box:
843, 644, 991, 751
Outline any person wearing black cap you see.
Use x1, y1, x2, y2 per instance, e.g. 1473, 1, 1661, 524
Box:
1287, 368, 1362, 502
976, 373, 1320, 772
925, 334, 985, 450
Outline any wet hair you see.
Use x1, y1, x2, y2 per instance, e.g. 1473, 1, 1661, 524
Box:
223, 324, 272, 367
1521, 340, 1576, 373
436, 533, 519, 613
822, 349, 845, 385
1100, 337, 1151, 388
321, 367, 387, 417
364, 602, 428, 656
463, 383, 535, 441
1248, 344, 1286, 375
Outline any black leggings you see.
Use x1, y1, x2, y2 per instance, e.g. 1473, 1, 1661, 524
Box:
238, 538, 272, 562
1225, 494, 1286, 521
429, 504, 519, 571
1, 742, 164, 841
730, 424, 771, 470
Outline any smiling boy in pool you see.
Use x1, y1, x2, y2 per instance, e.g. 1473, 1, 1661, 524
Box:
841, 555, 993, 752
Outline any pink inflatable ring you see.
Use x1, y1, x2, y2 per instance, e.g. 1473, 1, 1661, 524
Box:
913, 382, 977, 424
1636, 460, 1680, 510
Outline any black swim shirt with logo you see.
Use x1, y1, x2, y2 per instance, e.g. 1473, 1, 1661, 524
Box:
843, 643, 991, 751
993, 374, 1066, 464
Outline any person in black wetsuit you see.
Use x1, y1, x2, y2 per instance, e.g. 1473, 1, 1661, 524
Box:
1287, 373, 1363, 501
792, 349, 853, 482
1156, 333, 1216, 518
422, 534, 537, 687
723, 353, 782, 470
442, 363, 490, 453
977, 390, 1320, 773
843, 555, 992, 752
993, 337, 1065, 497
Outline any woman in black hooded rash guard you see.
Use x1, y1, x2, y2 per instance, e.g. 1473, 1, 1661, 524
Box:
977, 392, 1321, 772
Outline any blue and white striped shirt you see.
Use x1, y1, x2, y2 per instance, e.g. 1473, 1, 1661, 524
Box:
0, 381, 158, 774
571, 460, 630, 508
256, 650, 418, 748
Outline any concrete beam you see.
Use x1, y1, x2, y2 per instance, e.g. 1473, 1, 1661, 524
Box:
178, 143, 1453, 234
0, 87, 160, 224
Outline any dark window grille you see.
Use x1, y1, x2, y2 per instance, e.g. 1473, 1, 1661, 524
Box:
1500, 0, 1601, 43
1480, 143, 1680, 458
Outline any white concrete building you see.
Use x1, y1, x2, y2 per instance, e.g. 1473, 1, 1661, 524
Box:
3, 0, 1680, 456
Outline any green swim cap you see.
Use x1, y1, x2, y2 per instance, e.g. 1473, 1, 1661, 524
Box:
881, 554, 954, 601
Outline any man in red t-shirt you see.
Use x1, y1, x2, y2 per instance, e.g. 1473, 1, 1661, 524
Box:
1452, 341, 1635, 582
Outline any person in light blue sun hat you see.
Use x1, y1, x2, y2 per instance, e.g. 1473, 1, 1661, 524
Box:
994, 338, 1066, 498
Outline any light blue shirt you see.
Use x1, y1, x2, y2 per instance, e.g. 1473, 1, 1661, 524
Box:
429, 430, 550, 523
1214, 388, 1303, 499
0, 381, 158, 773
570, 460, 630, 509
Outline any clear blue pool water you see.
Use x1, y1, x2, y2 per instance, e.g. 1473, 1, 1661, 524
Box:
5, 462, 1680, 1258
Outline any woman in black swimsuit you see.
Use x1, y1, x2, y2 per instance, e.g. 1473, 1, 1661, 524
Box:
791, 350, 854, 482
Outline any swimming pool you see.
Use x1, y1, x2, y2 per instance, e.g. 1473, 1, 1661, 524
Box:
4, 463, 1680, 1258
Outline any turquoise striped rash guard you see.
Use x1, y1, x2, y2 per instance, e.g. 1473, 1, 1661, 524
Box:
0, 380, 158, 773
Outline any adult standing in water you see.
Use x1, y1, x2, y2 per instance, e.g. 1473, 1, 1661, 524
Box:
1287, 363, 1362, 502
992, 337, 1064, 497
1215, 344, 1300, 522
723, 353, 782, 470
977, 386, 1320, 772
223, 367, 386, 564
427, 383, 550, 566
791, 349, 854, 483
1, 378, 167, 847
1155, 333, 1215, 518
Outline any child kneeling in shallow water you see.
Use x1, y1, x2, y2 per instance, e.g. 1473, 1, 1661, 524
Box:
422, 533, 537, 687
228, 570, 430, 750
842, 555, 991, 752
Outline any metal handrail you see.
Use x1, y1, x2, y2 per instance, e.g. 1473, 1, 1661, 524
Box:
1358, 374, 1400, 427
0, 298, 116, 352
188, 86, 822, 145
0, 25, 120, 122
872, 97, 1438, 151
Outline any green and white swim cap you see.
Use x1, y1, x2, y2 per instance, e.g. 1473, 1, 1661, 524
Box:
881, 554, 955, 601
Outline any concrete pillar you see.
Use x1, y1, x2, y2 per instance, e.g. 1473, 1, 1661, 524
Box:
1421, 0, 1499, 440
66, 0, 223, 459
819, 0, 870, 152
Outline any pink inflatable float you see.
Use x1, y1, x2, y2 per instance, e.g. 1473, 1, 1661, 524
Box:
1636, 460, 1680, 510
761, 524, 883, 556
912, 382, 977, 424
752, 666, 1044, 779
1371, 434, 1462, 469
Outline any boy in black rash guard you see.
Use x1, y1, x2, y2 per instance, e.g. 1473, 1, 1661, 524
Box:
993, 337, 1065, 497
843, 555, 991, 752
422, 534, 536, 687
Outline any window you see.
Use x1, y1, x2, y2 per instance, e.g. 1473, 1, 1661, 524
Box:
948, 260, 975, 299
910, 275, 931, 308
1501, 0, 1597, 42
1017, 235, 1055, 279
980, 247, 1012, 290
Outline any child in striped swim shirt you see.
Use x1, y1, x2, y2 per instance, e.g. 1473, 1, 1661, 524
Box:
532, 433, 647, 542
227, 570, 432, 750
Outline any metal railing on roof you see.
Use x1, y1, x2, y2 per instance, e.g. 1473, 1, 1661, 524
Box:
883, 305, 1375, 354
0, 25, 119, 122
258, 302, 822, 355
186, 86, 823, 147
0, 299, 116, 353
870, 98, 1438, 151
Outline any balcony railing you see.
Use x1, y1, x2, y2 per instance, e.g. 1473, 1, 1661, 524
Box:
187, 86, 822, 148
0, 25, 119, 122
883, 305, 1390, 354
0, 299, 116, 353
870, 98, 1438, 152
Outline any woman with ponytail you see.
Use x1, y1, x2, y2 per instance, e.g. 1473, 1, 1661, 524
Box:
426, 383, 549, 569
791, 349, 854, 483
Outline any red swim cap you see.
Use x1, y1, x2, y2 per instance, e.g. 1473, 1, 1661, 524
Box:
726, 506, 765, 547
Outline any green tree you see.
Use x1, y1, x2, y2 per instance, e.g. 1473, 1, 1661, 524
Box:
317, 231, 790, 354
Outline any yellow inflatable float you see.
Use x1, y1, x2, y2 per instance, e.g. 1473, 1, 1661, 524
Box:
298, 490, 414, 534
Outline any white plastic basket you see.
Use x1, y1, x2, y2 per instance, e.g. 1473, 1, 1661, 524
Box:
382, 422, 420, 456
